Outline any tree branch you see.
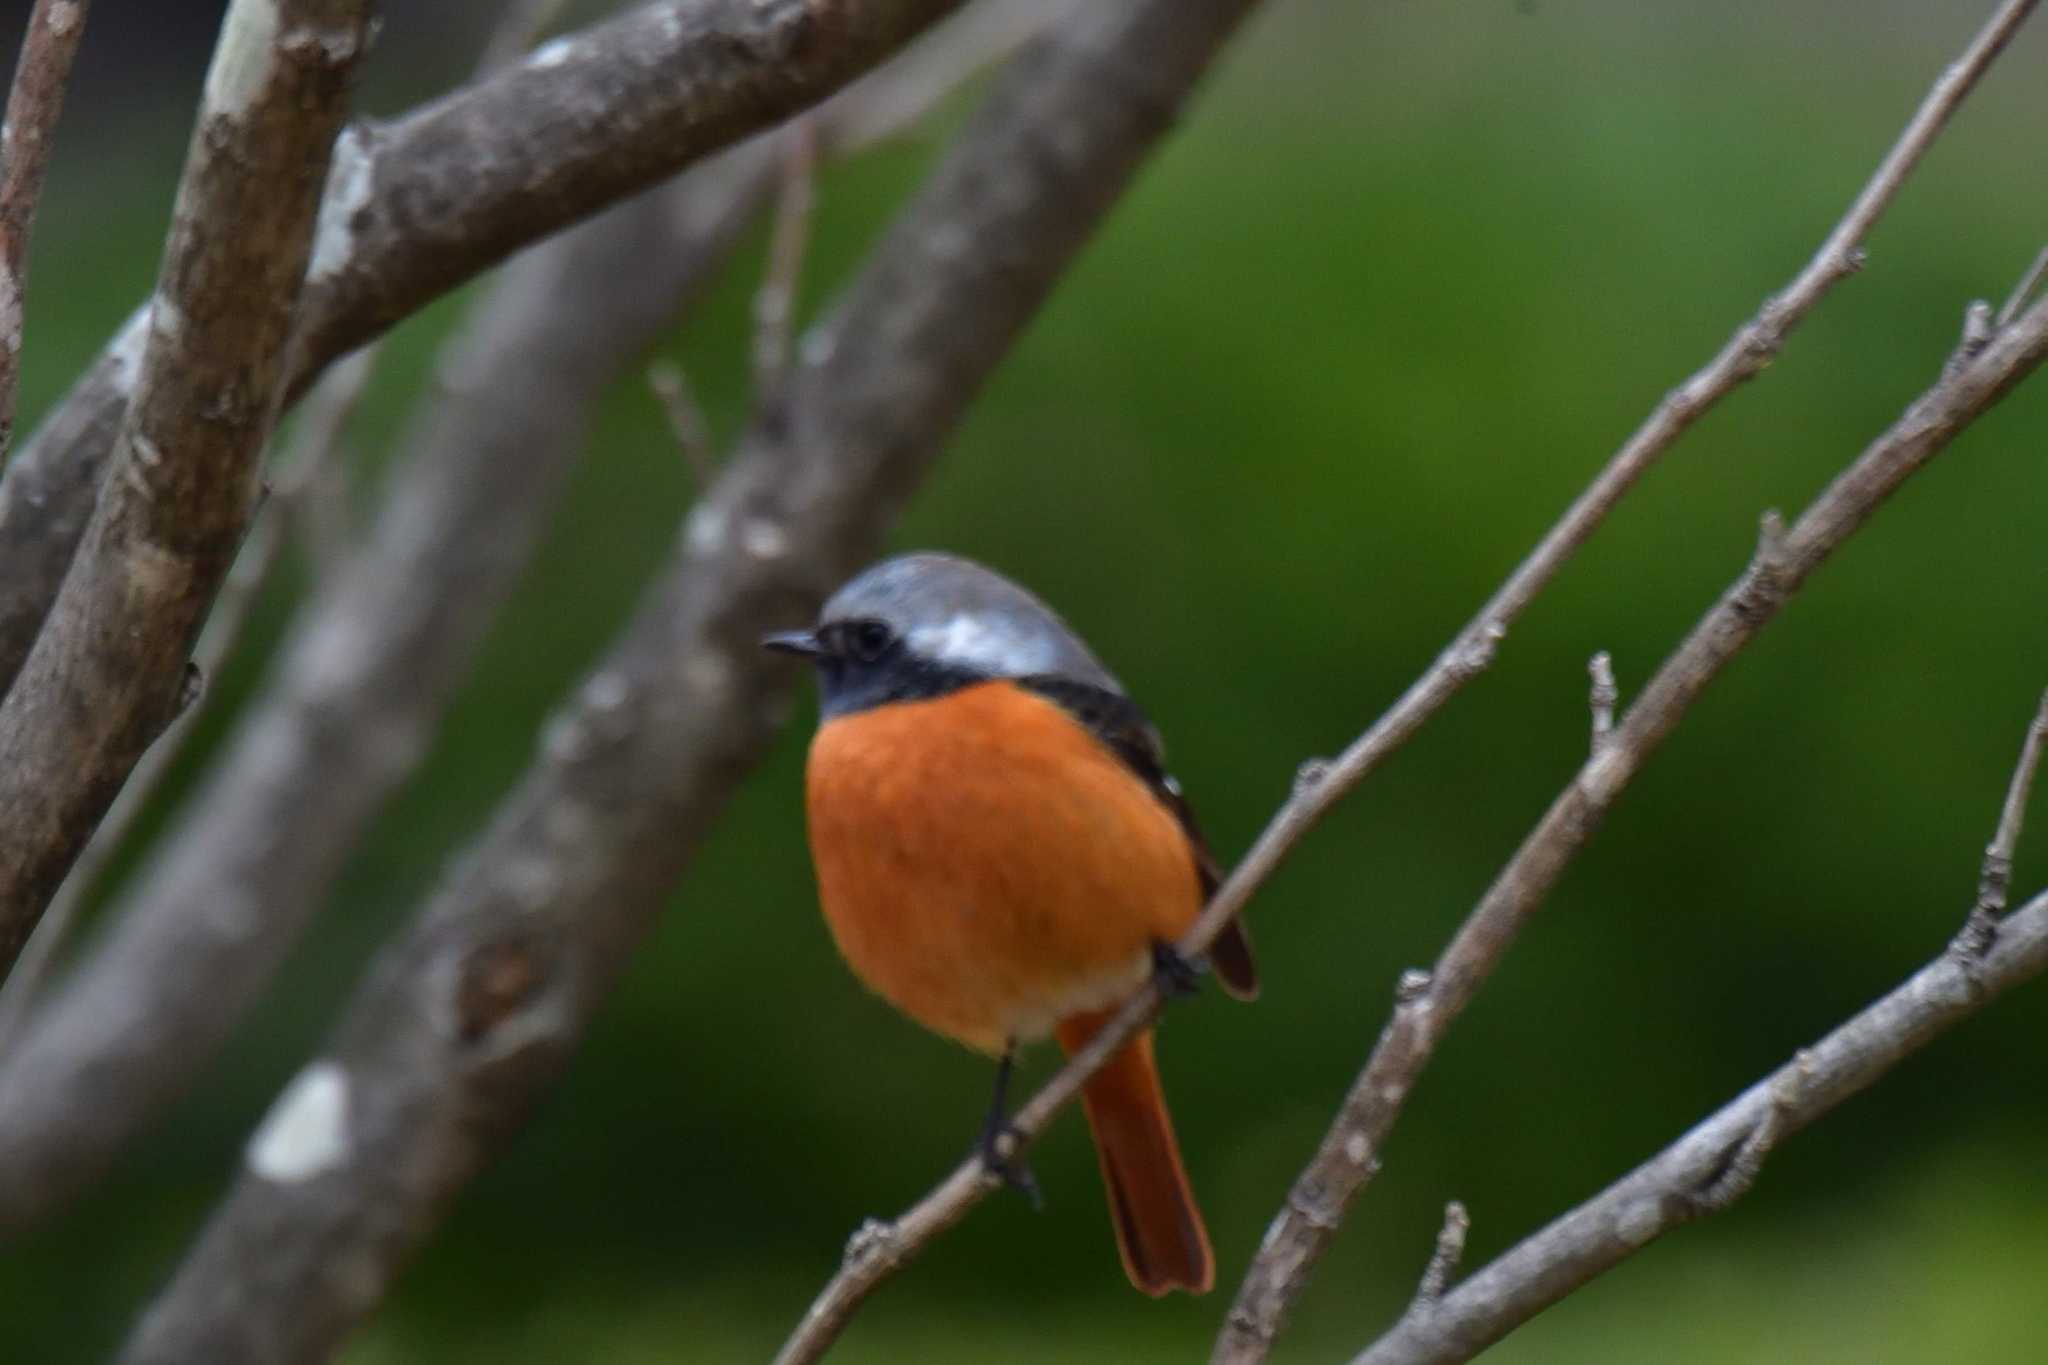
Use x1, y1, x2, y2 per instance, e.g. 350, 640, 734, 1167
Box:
1352, 690, 2048, 1362
0, 1, 1056, 1240
1351, 880, 2048, 1365
112, 2, 1250, 1359
1972, 687, 2048, 922
0, 0, 91, 469
0, 0, 967, 701
0, 0, 374, 976
0, 349, 372, 1053
1215, 274, 2048, 1362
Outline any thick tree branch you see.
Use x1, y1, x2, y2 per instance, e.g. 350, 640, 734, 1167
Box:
0, 350, 372, 1053
1216, 281, 2048, 1363
0, 0, 374, 975
1350, 882, 2048, 1365
0, 0, 91, 468
0, 0, 966, 701
113, 3, 1248, 1360
0, 1, 1054, 1239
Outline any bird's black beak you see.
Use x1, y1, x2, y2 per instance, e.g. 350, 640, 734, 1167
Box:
762, 629, 824, 659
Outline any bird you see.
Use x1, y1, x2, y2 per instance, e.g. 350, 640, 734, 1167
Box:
765, 551, 1257, 1296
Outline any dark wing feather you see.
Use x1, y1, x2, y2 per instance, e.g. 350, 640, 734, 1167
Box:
1018, 676, 1258, 1001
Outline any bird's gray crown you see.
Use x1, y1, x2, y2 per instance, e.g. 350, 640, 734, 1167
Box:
821, 552, 1123, 694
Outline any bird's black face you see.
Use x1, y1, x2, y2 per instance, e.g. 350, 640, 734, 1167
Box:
763, 617, 986, 718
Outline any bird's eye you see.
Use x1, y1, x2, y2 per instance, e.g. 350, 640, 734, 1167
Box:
848, 619, 894, 663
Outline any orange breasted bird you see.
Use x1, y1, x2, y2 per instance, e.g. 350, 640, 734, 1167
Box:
765, 552, 1257, 1296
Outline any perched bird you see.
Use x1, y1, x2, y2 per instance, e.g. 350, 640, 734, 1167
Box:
766, 552, 1257, 1296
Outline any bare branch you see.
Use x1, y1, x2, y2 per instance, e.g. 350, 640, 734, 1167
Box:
0, 0, 91, 468
0, 0, 374, 976
1199, 6, 2043, 1348
1411, 1202, 1470, 1309
110, 5, 1235, 1357
1996, 243, 2048, 330
1975, 687, 2048, 920
1586, 652, 1616, 751
753, 120, 819, 395
1349, 888, 2048, 1365
0, 0, 1055, 1245
0, 0, 969, 703
1215, 268, 2048, 1364
648, 360, 718, 486
0, 351, 371, 1051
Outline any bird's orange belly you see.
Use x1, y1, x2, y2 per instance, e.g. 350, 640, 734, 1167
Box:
804, 681, 1203, 1054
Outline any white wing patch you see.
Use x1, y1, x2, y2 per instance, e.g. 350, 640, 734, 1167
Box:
907, 612, 1056, 676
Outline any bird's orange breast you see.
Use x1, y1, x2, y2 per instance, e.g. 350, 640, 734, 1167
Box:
804, 680, 1204, 1054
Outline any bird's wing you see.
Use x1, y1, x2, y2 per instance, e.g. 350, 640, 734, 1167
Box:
1017, 675, 1258, 1001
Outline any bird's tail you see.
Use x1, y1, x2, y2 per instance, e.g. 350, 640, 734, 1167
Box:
1056, 1011, 1214, 1296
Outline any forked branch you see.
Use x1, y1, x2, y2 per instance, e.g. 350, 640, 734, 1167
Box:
1353, 888, 2048, 1365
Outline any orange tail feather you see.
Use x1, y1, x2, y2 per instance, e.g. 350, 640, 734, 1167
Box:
1056, 1012, 1214, 1296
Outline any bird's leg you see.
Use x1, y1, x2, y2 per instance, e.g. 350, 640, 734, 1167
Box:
977, 1041, 1042, 1209
1150, 938, 1201, 1001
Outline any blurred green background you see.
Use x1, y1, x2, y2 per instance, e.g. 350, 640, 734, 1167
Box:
4, 1, 2048, 1360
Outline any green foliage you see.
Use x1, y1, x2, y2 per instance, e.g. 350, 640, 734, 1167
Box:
6, 3, 2046, 1360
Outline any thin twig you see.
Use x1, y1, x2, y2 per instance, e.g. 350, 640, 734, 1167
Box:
1411, 1202, 1470, 1308
1955, 686, 2048, 957
752, 119, 818, 395
1996, 243, 2048, 330
1350, 886, 2048, 1365
0, 0, 92, 471
1587, 652, 1616, 751
0, 352, 372, 1053
648, 359, 718, 487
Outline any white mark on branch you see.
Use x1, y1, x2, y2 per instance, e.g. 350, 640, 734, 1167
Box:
150, 294, 185, 342
47, 1, 81, 35
309, 125, 375, 283
201, 0, 283, 120
684, 503, 727, 557
1614, 1196, 1660, 1248
107, 304, 149, 390
740, 518, 789, 561
582, 671, 630, 712
247, 1060, 350, 1182
527, 35, 576, 68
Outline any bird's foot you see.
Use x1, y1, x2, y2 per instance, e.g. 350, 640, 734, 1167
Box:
978, 1119, 1044, 1211
1151, 938, 1201, 1001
